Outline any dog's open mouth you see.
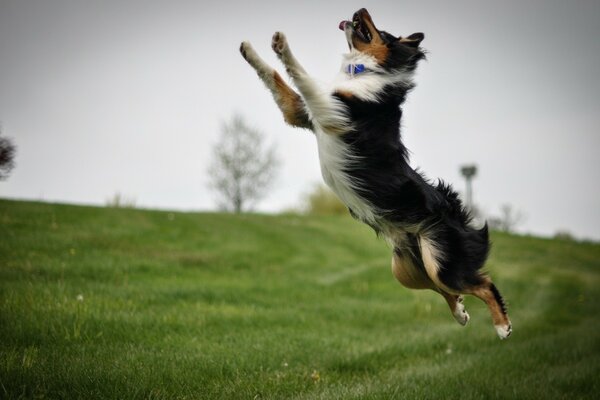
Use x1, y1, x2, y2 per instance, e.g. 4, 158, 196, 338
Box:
339, 11, 372, 43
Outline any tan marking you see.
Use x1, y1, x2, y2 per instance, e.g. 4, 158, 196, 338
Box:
334, 90, 354, 100
418, 236, 457, 293
420, 236, 477, 295
353, 10, 389, 64
272, 71, 311, 128
353, 39, 389, 65
399, 37, 420, 45
391, 251, 433, 290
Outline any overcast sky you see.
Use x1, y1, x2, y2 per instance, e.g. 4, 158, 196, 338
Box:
1, 0, 599, 240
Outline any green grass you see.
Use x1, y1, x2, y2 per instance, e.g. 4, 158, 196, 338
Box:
1, 199, 599, 399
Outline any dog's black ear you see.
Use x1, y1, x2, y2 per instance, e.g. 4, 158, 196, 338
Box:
399, 32, 424, 47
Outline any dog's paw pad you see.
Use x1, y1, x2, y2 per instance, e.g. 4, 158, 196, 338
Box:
272, 32, 287, 55
453, 299, 470, 326
495, 323, 512, 339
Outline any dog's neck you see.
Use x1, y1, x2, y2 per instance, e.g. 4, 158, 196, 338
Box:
342, 50, 378, 72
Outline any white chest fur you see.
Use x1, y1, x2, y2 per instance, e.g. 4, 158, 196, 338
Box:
315, 129, 378, 225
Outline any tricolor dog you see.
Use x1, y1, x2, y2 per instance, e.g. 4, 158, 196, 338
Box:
240, 8, 511, 339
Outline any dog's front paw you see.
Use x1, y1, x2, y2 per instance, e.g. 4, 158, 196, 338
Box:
272, 32, 288, 55
240, 41, 265, 71
240, 41, 253, 61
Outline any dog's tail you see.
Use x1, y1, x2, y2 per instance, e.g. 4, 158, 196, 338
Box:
434, 180, 490, 280
434, 180, 475, 227
462, 221, 490, 271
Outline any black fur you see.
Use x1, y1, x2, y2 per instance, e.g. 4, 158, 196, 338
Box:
490, 283, 508, 315
379, 30, 426, 72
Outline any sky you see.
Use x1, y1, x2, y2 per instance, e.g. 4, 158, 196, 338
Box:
0, 0, 599, 240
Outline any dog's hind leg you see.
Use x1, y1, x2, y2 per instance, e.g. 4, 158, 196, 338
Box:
418, 235, 511, 338
466, 278, 512, 339
271, 32, 351, 135
392, 249, 469, 326
240, 42, 313, 130
391, 249, 433, 290
437, 290, 470, 326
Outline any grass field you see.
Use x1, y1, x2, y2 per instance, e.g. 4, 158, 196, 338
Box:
1, 199, 599, 399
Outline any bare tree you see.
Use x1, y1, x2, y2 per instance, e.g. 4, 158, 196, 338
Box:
208, 114, 279, 213
489, 203, 526, 233
0, 123, 17, 181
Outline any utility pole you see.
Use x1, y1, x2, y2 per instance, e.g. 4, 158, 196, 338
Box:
460, 164, 477, 210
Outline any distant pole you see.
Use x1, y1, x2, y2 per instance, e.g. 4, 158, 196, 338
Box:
460, 165, 477, 210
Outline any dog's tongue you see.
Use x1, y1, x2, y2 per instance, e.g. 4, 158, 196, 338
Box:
339, 20, 350, 31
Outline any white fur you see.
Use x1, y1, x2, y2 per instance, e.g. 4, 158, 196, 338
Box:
332, 50, 415, 103
315, 130, 378, 225
453, 296, 470, 326
419, 236, 442, 277
419, 235, 452, 292
495, 323, 512, 339
240, 42, 277, 90
300, 85, 351, 134
273, 32, 352, 135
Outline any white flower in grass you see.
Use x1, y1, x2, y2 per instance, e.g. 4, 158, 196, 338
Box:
76, 294, 84, 302
311, 370, 320, 382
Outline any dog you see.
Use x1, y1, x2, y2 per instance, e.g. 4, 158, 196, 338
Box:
240, 8, 511, 339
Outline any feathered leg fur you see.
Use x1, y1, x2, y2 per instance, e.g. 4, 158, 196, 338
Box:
239, 41, 312, 130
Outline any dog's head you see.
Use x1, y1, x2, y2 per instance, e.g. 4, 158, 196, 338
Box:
339, 8, 425, 70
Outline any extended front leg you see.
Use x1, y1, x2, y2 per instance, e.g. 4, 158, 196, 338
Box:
239, 42, 313, 130
271, 32, 351, 135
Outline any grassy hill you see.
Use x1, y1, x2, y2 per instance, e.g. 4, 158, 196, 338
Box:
1, 199, 599, 399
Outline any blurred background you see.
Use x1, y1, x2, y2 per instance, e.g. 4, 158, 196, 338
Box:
0, 0, 599, 240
